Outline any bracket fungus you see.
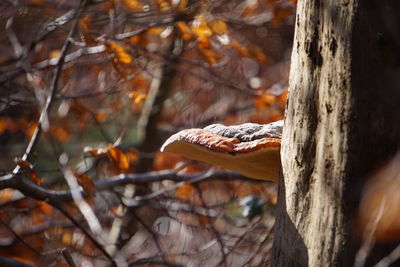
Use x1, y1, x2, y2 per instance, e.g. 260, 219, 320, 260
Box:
161, 120, 283, 182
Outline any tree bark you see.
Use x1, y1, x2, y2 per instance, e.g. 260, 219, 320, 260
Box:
273, 0, 400, 266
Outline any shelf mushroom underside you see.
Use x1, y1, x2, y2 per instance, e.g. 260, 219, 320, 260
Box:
161, 122, 283, 182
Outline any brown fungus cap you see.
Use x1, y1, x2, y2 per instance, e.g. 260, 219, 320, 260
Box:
161, 120, 283, 182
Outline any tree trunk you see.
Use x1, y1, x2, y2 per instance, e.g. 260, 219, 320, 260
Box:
272, 0, 400, 266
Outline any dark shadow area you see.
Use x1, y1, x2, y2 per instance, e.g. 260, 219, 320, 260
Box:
346, 0, 400, 266
272, 169, 308, 267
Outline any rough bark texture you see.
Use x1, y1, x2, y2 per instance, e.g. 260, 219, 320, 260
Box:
272, 0, 400, 266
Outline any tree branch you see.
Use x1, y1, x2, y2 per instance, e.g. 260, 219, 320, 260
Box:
12, 0, 88, 175
0, 170, 255, 206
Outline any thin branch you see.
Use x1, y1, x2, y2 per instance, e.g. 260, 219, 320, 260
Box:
374, 244, 400, 267
33, 45, 106, 70
0, 9, 77, 84
0, 170, 260, 204
49, 199, 116, 265
0, 218, 41, 256
129, 257, 183, 267
13, 0, 88, 175
0, 257, 36, 267
61, 249, 77, 267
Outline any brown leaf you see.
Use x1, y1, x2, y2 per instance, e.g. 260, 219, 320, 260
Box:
29, 170, 44, 185
15, 158, 32, 169
75, 172, 96, 196
79, 15, 96, 45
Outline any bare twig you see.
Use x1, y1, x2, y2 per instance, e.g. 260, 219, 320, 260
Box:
13, 0, 88, 175
61, 249, 77, 267
0, 170, 257, 205
0, 218, 41, 256
374, 244, 400, 267
0, 170, 258, 203
49, 199, 116, 265
0, 257, 35, 267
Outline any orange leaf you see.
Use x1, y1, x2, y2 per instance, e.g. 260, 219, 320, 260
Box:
95, 112, 108, 123
176, 183, 195, 201
49, 125, 71, 142
126, 148, 139, 163
254, 93, 276, 109
278, 90, 288, 109
0, 188, 15, 203
122, 0, 143, 11
250, 45, 268, 64
198, 47, 222, 65
147, 27, 165, 36
38, 201, 53, 216
106, 42, 132, 65
177, 0, 188, 12
106, 41, 133, 78
128, 91, 146, 110
108, 146, 130, 173
191, 15, 213, 45
29, 170, 43, 185
177, 21, 193, 41
231, 39, 250, 58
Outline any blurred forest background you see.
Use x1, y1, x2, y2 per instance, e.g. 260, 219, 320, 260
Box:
0, 0, 295, 266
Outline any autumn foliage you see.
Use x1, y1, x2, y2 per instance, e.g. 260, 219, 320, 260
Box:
0, 0, 295, 266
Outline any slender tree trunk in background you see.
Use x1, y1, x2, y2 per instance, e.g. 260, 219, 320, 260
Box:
272, 0, 400, 266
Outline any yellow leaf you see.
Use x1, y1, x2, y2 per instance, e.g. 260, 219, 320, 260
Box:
156, 0, 171, 11
62, 232, 73, 245
191, 15, 213, 43
209, 19, 228, 35
50, 50, 61, 59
